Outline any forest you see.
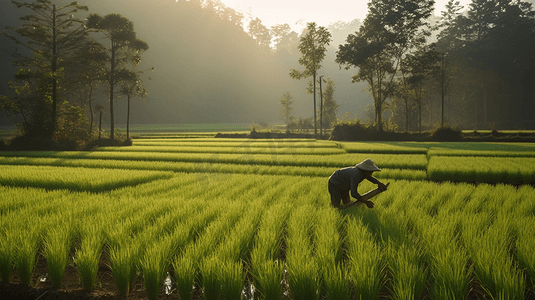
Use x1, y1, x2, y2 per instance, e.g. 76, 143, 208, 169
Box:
1, 0, 535, 148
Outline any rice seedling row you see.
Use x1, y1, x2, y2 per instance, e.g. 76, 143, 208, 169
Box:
132, 139, 338, 149
0, 151, 429, 170
340, 142, 428, 154
97, 145, 347, 155
428, 156, 535, 184
429, 149, 535, 157
0, 156, 427, 181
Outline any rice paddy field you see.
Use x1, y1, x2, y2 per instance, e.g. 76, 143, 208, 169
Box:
0, 138, 534, 299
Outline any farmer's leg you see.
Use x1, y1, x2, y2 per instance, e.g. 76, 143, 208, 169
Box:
341, 190, 351, 205
328, 181, 343, 208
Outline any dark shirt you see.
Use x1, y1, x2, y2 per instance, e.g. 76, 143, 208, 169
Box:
329, 166, 365, 199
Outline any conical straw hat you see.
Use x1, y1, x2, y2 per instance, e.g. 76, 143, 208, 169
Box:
355, 159, 381, 172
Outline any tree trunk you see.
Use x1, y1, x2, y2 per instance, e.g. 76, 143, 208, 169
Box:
127, 95, 131, 140
51, 4, 58, 138
313, 73, 317, 135
319, 77, 323, 136
89, 85, 94, 134
98, 112, 102, 140
109, 41, 116, 141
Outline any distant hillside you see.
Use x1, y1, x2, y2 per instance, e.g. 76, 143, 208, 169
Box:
0, 0, 372, 126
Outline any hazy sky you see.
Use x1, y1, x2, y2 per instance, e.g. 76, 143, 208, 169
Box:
221, 0, 472, 30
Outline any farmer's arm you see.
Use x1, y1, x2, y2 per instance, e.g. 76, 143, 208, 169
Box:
349, 176, 362, 200
366, 174, 387, 191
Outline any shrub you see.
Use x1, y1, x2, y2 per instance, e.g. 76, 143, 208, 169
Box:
330, 120, 376, 141
432, 126, 461, 141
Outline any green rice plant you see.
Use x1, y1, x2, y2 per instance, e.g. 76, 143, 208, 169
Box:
346, 218, 383, 300
0, 230, 14, 283
172, 255, 196, 300
140, 238, 173, 300
429, 247, 470, 299
14, 227, 40, 285
250, 203, 288, 299
415, 216, 470, 299
515, 217, 535, 286
200, 256, 221, 299
286, 206, 319, 300
462, 216, 525, 299
109, 242, 140, 296
75, 225, 104, 291
219, 260, 245, 300
44, 225, 73, 289
323, 265, 350, 300
253, 260, 283, 300
386, 242, 426, 300
288, 254, 320, 300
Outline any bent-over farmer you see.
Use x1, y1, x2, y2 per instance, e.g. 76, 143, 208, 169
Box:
328, 159, 387, 209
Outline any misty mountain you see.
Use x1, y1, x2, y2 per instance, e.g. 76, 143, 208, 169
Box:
0, 0, 372, 126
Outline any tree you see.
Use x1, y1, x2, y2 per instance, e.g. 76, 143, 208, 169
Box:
64, 40, 108, 135
321, 78, 339, 129
278, 92, 294, 129
336, 0, 434, 131
86, 13, 149, 141
2, 0, 89, 138
270, 24, 299, 54
248, 17, 271, 49
290, 22, 332, 135
403, 44, 440, 133
117, 69, 148, 140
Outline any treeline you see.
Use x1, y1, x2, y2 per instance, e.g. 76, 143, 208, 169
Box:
335, 0, 535, 132
1, 0, 151, 149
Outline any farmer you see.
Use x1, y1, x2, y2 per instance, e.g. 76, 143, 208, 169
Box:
328, 159, 387, 209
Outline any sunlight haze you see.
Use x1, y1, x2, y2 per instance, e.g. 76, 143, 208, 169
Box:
220, 0, 471, 30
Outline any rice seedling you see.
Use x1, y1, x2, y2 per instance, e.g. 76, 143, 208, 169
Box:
200, 256, 221, 299
386, 242, 426, 300
515, 217, 535, 286
287, 254, 320, 300
253, 260, 283, 300
0, 230, 14, 283
75, 225, 104, 291
323, 265, 350, 300
140, 238, 173, 300
461, 215, 525, 299
346, 217, 383, 300
172, 255, 196, 300
109, 242, 140, 296
14, 227, 40, 285
44, 225, 73, 289
286, 205, 320, 300
219, 260, 245, 300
